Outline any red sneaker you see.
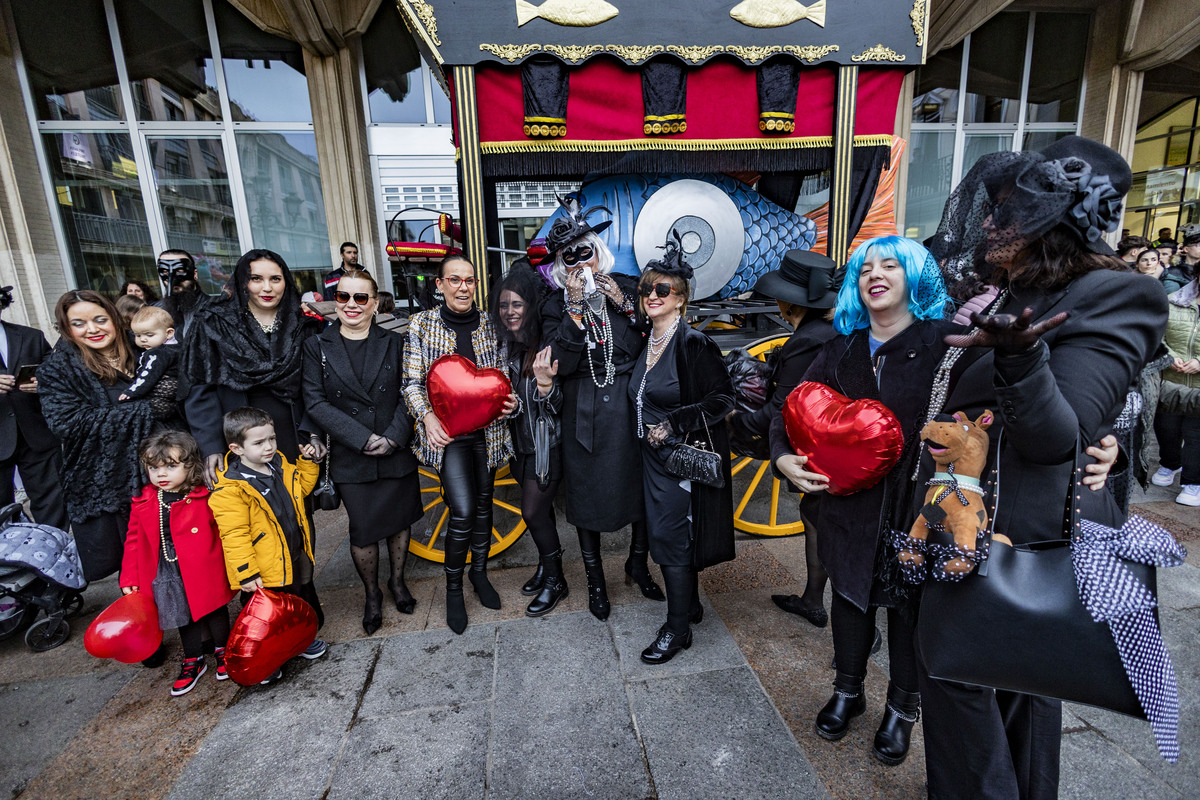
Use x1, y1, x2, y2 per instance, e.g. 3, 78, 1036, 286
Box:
214, 647, 229, 681
171, 657, 207, 697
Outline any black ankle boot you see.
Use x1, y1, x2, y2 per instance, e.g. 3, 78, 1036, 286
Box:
624, 555, 665, 601
526, 549, 568, 617
445, 567, 467, 635
468, 535, 501, 610
521, 563, 545, 596
815, 672, 866, 741
640, 626, 693, 664
580, 548, 610, 620
873, 684, 920, 765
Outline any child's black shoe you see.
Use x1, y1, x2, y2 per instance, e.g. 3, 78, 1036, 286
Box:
171, 657, 207, 696
214, 647, 228, 681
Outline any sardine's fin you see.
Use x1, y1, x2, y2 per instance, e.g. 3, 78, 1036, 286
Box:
807, 0, 827, 28
515, 0, 541, 27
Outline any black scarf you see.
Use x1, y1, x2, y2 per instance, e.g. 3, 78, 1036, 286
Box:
179, 260, 318, 402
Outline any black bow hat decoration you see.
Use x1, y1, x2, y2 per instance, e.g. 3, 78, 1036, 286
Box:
545, 193, 613, 256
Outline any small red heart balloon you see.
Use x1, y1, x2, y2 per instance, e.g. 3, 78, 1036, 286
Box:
427, 353, 512, 438
84, 591, 163, 664
783, 381, 905, 496
224, 588, 318, 686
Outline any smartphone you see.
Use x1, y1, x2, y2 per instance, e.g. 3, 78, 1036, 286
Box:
14, 364, 38, 385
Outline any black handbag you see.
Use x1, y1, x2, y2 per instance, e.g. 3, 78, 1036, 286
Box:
917, 438, 1148, 718
664, 413, 725, 488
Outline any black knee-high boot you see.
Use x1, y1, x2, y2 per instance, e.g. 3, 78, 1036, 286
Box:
526, 548, 568, 617
577, 528, 610, 620
624, 521, 665, 601
468, 530, 501, 609
444, 522, 471, 635
641, 564, 694, 664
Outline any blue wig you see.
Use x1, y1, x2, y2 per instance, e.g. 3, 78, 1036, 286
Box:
832, 235, 950, 335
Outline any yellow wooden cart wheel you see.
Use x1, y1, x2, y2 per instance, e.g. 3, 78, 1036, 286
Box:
408, 463, 528, 563
730, 334, 806, 537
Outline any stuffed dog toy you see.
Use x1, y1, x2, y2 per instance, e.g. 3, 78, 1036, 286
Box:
897, 410, 993, 581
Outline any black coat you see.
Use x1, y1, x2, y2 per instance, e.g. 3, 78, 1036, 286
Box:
771, 320, 958, 610
666, 323, 737, 569
0, 321, 57, 458
301, 324, 417, 484
542, 273, 646, 530
934, 269, 1168, 541
37, 343, 155, 523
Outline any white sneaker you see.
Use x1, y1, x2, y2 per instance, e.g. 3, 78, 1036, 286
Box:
1152, 467, 1181, 487
1176, 485, 1200, 506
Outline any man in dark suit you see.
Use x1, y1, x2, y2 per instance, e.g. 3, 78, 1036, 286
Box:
0, 287, 67, 529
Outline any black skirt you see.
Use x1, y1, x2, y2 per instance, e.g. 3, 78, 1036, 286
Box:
338, 477, 423, 547
510, 448, 562, 485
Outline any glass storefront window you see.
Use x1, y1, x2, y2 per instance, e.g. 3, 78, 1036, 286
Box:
115, 0, 222, 122
1025, 14, 1088, 124
363, 3, 426, 123
912, 44, 962, 124
235, 132, 330, 291
43, 132, 156, 292
12, 0, 125, 121
1022, 130, 1072, 152
215, 1, 313, 123
964, 134, 1013, 172
904, 132, 955, 241
964, 13, 1027, 124
432, 81, 452, 124
148, 137, 238, 294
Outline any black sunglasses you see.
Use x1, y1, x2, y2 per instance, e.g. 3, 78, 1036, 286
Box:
638, 282, 679, 299
335, 291, 373, 305
562, 245, 594, 267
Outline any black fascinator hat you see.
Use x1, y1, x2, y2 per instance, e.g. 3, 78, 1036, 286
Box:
644, 230, 695, 282
545, 193, 612, 256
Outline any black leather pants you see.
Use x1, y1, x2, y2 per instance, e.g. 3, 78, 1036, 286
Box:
440, 432, 496, 575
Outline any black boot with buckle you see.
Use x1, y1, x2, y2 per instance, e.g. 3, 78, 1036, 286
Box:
526, 549, 568, 617
815, 672, 866, 740
872, 684, 921, 765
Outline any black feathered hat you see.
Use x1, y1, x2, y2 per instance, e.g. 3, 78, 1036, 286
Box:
644, 230, 695, 282
545, 193, 612, 256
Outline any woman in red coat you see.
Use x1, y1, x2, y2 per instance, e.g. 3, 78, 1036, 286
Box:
120, 431, 235, 696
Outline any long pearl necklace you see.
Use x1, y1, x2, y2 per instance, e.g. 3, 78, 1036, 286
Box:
582, 294, 615, 388
636, 316, 680, 438
158, 489, 178, 564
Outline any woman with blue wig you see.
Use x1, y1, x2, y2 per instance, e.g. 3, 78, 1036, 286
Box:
769, 234, 952, 766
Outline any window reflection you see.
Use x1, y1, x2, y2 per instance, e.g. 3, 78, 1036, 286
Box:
912, 44, 962, 124
363, 3, 426, 123
115, 0, 222, 122
965, 13, 1027, 124
12, 0, 125, 121
905, 132, 956, 241
1026, 14, 1088, 124
236, 132, 330, 291
149, 137, 238, 294
43, 132, 156, 292
215, 1, 312, 123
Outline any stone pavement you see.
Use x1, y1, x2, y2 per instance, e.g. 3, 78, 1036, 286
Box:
3, 476, 1200, 799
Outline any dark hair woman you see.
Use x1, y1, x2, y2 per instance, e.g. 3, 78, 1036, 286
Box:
920, 136, 1169, 796
178, 249, 325, 486
120, 280, 159, 304
630, 237, 735, 664
402, 255, 516, 634
302, 269, 421, 634
541, 194, 665, 623
37, 290, 158, 581
490, 261, 567, 616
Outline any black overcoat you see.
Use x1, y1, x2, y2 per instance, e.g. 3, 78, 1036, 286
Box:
771, 319, 958, 611
301, 324, 417, 484
542, 273, 646, 531
0, 321, 57, 456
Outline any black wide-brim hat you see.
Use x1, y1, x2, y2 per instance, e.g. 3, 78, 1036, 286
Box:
754, 249, 843, 309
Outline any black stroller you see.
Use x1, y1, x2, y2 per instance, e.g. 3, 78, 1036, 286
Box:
0, 503, 85, 651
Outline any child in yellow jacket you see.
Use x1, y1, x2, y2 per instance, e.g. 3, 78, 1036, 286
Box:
209, 407, 327, 677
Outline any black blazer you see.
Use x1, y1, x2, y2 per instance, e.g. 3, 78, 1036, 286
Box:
1, 321, 58, 458
302, 323, 417, 484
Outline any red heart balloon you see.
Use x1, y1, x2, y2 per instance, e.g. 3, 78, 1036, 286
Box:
783, 381, 905, 496
84, 591, 163, 664
427, 353, 512, 438
224, 588, 318, 686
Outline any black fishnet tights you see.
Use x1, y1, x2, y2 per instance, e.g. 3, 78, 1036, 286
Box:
351, 529, 414, 616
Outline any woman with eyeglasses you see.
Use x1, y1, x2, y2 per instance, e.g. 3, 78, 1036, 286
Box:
302, 270, 421, 634
541, 195, 664, 622
629, 235, 735, 663
402, 255, 516, 634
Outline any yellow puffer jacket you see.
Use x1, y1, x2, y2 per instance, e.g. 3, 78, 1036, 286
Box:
209, 452, 320, 590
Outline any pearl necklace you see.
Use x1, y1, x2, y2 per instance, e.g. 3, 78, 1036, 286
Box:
158, 489, 178, 564
250, 304, 279, 334
582, 294, 615, 388
636, 318, 679, 438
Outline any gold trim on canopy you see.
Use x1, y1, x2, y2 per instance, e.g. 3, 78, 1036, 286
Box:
851, 44, 905, 62
910, 1, 927, 47
475, 42, 845, 66
476, 135, 894, 155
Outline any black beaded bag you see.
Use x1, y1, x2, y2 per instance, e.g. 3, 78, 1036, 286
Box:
664, 414, 725, 489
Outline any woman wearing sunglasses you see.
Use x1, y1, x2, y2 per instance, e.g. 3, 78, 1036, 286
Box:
541, 195, 665, 622
403, 255, 516, 634
302, 270, 421, 634
630, 235, 735, 664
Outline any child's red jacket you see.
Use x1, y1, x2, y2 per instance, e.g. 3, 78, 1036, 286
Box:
119, 485, 235, 622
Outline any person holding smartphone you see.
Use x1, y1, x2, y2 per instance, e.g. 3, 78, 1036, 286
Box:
0, 285, 67, 529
